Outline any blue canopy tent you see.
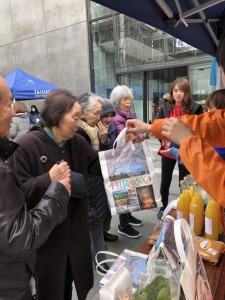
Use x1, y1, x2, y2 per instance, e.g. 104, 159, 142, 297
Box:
91, 0, 225, 56
5, 68, 60, 100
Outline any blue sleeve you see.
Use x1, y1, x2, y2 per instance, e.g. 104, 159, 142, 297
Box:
214, 147, 225, 160
169, 147, 184, 165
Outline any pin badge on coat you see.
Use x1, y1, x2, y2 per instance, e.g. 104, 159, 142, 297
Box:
40, 155, 48, 163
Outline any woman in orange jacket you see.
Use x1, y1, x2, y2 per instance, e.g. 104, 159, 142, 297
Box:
127, 110, 225, 207
126, 31, 225, 209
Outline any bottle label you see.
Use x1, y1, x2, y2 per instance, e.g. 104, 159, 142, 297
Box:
189, 213, 194, 230
205, 217, 213, 235
177, 210, 183, 219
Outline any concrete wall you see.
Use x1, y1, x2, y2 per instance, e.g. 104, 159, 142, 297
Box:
0, 0, 91, 96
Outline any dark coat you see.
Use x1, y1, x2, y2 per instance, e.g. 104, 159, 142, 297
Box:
155, 101, 203, 119
7, 124, 102, 300
0, 138, 69, 300
108, 122, 117, 148
77, 127, 108, 228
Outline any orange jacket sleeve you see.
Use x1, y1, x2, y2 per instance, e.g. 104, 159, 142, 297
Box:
180, 136, 225, 207
151, 109, 225, 207
151, 109, 225, 147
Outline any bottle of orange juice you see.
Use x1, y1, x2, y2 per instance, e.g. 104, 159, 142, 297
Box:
189, 182, 204, 235
219, 207, 223, 235
207, 198, 223, 234
186, 174, 195, 198
205, 199, 219, 241
177, 180, 191, 223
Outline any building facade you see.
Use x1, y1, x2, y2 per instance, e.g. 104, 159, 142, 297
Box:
0, 0, 213, 121
0, 0, 91, 98
89, 3, 213, 122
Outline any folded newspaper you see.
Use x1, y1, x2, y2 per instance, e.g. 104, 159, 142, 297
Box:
100, 249, 148, 287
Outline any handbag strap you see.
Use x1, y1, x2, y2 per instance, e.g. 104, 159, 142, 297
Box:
95, 251, 120, 276
174, 218, 195, 264
112, 127, 127, 149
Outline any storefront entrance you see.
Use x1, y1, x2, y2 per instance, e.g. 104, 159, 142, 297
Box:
118, 63, 212, 123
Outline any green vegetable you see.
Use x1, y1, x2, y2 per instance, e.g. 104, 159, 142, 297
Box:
134, 290, 148, 300
156, 286, 170, 300
134, 275, 171, 300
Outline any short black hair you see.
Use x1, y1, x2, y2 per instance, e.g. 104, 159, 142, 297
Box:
41, 89, 77, 127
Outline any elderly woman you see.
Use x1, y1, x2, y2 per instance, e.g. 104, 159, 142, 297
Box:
110, 85, 143, 239
77, 92, 110, 271
0, 79, 71, 299
7, 89, 102, 300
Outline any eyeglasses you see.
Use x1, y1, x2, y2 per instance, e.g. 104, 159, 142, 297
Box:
91, 111, 102, 116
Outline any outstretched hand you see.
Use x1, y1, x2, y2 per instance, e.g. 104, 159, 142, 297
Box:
126, 119, 150, 134
161, 117, 194, 145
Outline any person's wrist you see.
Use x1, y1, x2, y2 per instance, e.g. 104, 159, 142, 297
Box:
101, 138, 107, 144
149, 124, 152, 133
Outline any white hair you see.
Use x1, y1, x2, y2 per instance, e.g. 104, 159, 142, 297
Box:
77, 92, 104, 113
109, 85, 133, 108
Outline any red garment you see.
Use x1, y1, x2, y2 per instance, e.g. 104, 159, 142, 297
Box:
169, 106, 189, 117
158, 106, 188, 159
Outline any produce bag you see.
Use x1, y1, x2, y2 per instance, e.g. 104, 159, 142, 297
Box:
146, 216, 212, 299
146, 216, 181, 300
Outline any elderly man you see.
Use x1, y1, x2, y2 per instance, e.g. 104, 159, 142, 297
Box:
0, 76, 71, 299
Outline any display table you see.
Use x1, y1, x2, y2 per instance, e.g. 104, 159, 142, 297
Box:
137, 213, 225, 299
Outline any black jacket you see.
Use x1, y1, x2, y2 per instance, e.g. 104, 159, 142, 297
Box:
155, 101, 203, 119
0, 137, 69, 300
7, 124, 101, 300
155, 101, 203, 148
77, 127, 108, 228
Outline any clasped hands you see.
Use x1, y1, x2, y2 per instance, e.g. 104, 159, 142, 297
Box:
49, 161, 71, 196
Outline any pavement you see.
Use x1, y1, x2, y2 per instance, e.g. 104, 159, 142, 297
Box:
72, 136, 180, 299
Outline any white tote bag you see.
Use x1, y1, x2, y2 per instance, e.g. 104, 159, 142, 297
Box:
174, 219, 212, 300
99, 129, 161, 215
99, 263, 133, 300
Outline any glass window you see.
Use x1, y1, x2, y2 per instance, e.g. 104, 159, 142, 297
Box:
89, 2, 113, 20
90, 17, 116, 97
189, 63, 213, 101
165, 34, 206, 61
116, 15, 164, 69
88, 1, 212, 110
147, 67, 187, 122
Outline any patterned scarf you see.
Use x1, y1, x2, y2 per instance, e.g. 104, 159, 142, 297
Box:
80, 120, 99, 150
